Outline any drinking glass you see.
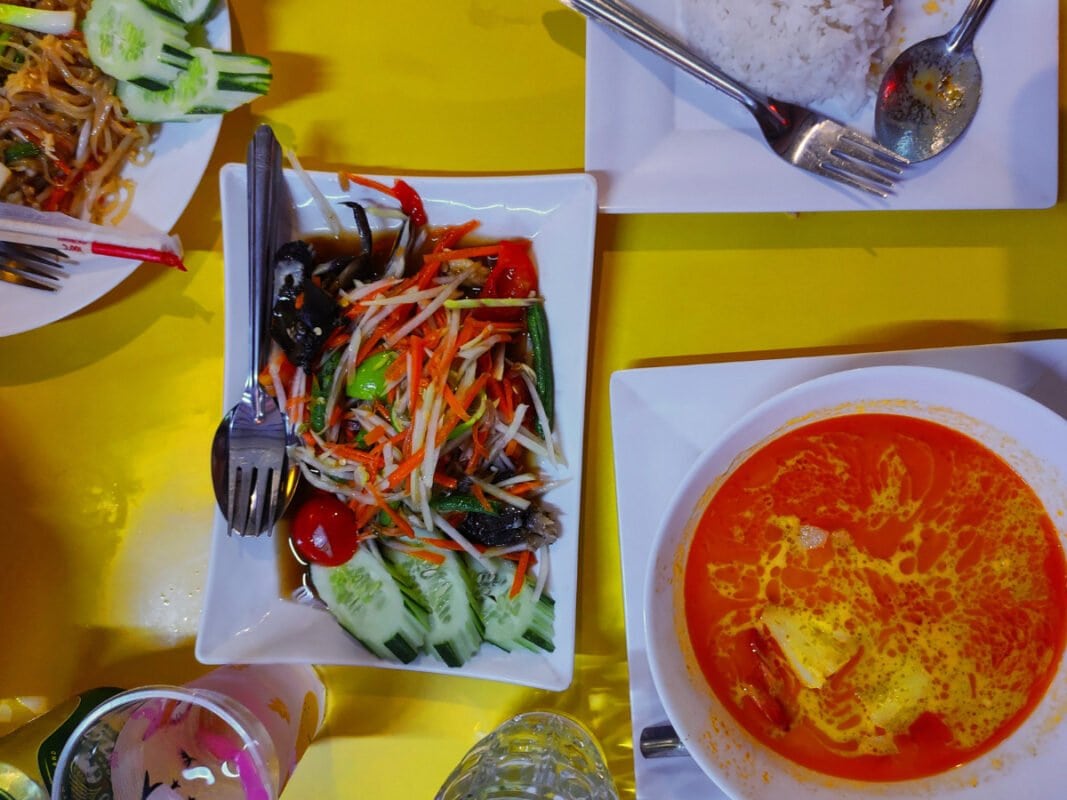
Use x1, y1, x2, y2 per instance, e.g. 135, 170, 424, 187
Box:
50, 664, 324, 800
434, 711, 619, 800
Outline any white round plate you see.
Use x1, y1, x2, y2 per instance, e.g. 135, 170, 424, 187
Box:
0, 3, 232, 338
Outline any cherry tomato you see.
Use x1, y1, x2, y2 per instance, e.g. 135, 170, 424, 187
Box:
290, 494, 360, 566
478, 240, 539, 321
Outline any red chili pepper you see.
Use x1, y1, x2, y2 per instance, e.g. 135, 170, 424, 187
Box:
392, 179, 427, 227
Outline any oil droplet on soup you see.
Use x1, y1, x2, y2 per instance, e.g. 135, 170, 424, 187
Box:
684, 413, 1067, 782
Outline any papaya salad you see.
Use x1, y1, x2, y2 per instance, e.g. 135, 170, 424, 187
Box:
265, 174, 561, 668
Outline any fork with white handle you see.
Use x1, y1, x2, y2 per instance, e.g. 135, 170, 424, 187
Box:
561, 0, 910, 197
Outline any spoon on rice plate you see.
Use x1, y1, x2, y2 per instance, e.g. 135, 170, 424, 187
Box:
874, 0, 997, 162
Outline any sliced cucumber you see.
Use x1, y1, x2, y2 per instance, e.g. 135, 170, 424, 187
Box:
83, 0, 193, 88
383, 547, 485, 668
310, 543, 429, 664
117, 47, 271, 122
142, 0, 216, 24
467, 556, 555, 653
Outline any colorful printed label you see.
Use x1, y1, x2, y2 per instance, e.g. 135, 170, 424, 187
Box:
37, 688, 122, 792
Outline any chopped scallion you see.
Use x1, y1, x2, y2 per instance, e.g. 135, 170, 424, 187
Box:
0, 3, 75, 35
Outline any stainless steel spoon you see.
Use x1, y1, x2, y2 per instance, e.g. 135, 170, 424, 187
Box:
874, 0, 997, 162
210, 125, 298, 536
639, 722, 690, 759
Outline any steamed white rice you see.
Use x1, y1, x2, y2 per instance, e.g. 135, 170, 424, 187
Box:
679, 0, 893, 116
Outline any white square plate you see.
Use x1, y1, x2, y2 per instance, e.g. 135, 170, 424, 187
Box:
609, 339, 1067, 797
585, 0, 1058, 213
196, 166, 598, 691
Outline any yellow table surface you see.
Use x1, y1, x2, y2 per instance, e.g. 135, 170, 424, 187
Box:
2, 1, 1067, 797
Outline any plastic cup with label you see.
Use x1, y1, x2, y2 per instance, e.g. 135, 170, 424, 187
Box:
49, 665, 324, 800
434, 711, 620, 800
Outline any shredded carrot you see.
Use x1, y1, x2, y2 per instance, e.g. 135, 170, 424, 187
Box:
355, 308, 404, 365
434, 219, 480, 251
433, 472, 458, 490
363, 425, 389, 445
345, 173, 397, 199
352, 502, 379, 529
442, 384, 471, 422
455, 314, 486, 348
420, 537, 486, 553
385, 352, 408, 384
459, 373, 490, 408
502, 550, 537, 564
328, 404, 344, 428
510, 549, 531, 599
414, 255, 443, 290
502, 481, 542, 497
420, 537, 464, 550
390, 512, 415, 538
434, 414, 463, 448
471, 483, 493, 512
286, 395, 310, 412
467, 423, 488, 473
436, 377, 488, 446
498, 376, 515, 423
431, 336, 460, 393
422, 244, 501, 264
386, 447, 426, 490
326, 443, 380, 466
323, 326, 349, 350
420, 325, 446, 350
404, 548, 446, 566
367, 483, 415, 537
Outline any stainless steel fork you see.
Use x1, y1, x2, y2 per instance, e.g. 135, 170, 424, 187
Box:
0, 242, 68, 291
210, 125, 296, 536
563, 0, 910, 197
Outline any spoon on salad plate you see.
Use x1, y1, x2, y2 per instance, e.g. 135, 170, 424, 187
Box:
874, 0, 997, 162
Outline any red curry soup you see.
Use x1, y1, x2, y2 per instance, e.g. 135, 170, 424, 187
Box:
684, 413, 1067, 782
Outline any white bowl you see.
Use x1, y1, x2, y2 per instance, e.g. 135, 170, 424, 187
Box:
645, 365, 1067, 799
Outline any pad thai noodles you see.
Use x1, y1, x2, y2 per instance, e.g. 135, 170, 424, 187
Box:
0, 0, 149, 224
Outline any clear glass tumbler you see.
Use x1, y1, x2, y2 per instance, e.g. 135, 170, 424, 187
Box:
434, 711, 619, 800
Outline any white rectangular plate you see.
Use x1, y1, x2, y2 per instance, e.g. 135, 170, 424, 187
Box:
196, 166, 598, 691
609, 339, 1067, 796
585, 0, 1058, 213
